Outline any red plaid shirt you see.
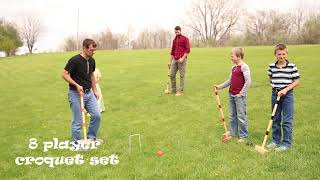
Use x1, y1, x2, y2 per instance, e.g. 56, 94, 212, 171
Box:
170, 35, 190, 60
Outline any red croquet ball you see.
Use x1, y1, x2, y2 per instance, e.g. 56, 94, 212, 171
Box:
156, 150, 165, 157
222, 137, 229, 143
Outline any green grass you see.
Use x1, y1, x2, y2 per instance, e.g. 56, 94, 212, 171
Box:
0, 45, 319, 179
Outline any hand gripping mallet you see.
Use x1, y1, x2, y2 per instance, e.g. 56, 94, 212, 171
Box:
213, 86, 231, 143
255, 96, 281, 154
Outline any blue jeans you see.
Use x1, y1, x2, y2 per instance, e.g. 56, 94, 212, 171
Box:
271, 90, 294, 148
229, 94, 249, 138
68, 89, 101, 142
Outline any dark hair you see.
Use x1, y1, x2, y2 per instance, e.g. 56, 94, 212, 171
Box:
83, 39, 97, 49
174, 26, 181, 31
274, 43, 287, 54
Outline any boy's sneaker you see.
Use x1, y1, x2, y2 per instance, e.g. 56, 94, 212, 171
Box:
175, 92, 183, 96
238, 138, 253, 146
275, 146, 289, 152
266, 142, 278, 150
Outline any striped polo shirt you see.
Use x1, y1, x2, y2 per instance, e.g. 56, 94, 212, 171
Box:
268, 60, 300, 89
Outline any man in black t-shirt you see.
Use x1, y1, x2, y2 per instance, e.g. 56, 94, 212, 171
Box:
62, 39, 102, 143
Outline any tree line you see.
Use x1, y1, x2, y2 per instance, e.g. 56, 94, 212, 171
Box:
184, 0, 320, 47
1, 0, 319, 56
62, 27, 172, 51
63, 0, 320, 51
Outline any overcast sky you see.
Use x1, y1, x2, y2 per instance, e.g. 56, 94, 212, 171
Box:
0, 0, 318, 52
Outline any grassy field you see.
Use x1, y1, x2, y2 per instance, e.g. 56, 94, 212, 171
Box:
0, 45, 319, 179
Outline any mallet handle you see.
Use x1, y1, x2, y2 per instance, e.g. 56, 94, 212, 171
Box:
213, 86, 228, 133
80, 93, 87, 140
166, 64, 171, 91
261, 96, 280, 147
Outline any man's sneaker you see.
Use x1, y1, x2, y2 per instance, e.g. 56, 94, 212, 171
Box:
266, 142, 278, 150
275, 146, 289, 152
175, 92, 183, 96
87, 138, 104, 145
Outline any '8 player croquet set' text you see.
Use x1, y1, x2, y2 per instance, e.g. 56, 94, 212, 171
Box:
14, 138, 119, 168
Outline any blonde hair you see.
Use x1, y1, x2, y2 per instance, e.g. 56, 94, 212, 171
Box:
232, 47, 244, 59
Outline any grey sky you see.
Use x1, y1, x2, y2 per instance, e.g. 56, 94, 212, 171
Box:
0, 0, 318, 52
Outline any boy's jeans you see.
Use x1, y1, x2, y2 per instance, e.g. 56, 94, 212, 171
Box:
271, 90, 294, 148
229, 94, 249, 138
68, 89, 101, 142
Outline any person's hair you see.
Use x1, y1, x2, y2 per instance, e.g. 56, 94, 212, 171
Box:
232, 47, 244, 59
83, 39, 97, 49
174, 26, 181, 31
274, 43, 288, 54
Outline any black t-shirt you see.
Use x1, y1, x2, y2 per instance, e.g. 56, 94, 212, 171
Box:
64, 54, 96, 90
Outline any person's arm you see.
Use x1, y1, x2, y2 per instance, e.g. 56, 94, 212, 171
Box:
94, 70, 101, 83
62, 70, 83, 93
278, 65, 300, 96
238, 64, 252, 96
179, 37, 190, 63
214, 72, 232, 90
62, 59, 83, 93
91, 61, 99, 99
91, 73, 100, 100
169, 40, 175, 67
268, 65, 272, 81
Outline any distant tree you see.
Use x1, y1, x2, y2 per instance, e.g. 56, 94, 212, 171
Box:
244, 11, 269, 45
118, 33, 129, 49
132, 28, 171, 49
63, 37, 78, 51
95, 28, 119, 50
20, 17, 44, 54
300, 15, 320, 44
185, 0, 242, 46
0, 20, 23, 56
244, 10, 293, 45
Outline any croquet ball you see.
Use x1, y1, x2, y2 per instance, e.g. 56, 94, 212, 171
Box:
222, 138, 229, 143
156, 150, 164, 157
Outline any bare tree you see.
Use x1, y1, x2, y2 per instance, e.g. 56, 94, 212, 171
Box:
94, 28, 120, 50
62, 37, 78, 51
244, 11, 269, 45
21, 17, 44, 54
131, 28, 171, 49
185, 0, 242, 46
244, 10, 293, 45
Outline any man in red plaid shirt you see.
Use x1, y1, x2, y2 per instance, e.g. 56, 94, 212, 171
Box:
168, 26, 191, 96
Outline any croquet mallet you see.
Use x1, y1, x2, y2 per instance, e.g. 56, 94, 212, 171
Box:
164, 63, 171, 94
78, 92, 91, 145
213, 86, 231, 143
255, 96, 281, 154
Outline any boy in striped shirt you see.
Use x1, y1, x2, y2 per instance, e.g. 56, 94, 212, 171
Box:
267, 44, 300, 152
